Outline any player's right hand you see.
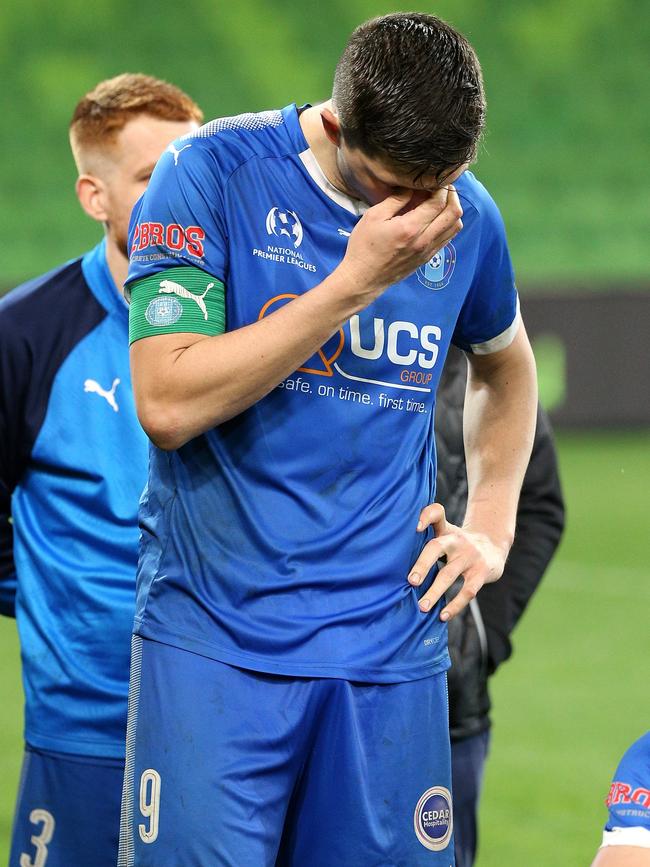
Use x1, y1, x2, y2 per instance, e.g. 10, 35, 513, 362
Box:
336, 186, 463, 305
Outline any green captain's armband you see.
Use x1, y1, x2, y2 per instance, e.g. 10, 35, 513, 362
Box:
128, 266, 226, 344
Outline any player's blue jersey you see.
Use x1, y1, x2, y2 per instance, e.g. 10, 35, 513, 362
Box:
0, 241, 148, 757
601, 731, 650, 848
126, 104, 519, 683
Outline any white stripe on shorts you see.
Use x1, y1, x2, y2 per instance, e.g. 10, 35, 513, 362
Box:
117, 635, 144, 867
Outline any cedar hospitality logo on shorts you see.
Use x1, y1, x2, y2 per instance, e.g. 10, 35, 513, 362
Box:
413, 786, 453, 851
416, 243, 457, 290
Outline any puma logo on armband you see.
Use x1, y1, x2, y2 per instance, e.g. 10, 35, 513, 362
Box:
158, 279, 214, 320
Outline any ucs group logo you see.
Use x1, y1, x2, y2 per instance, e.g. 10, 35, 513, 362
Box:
259, 294, 441, 387
413, 786, 453, 851
416, 243, 456, 290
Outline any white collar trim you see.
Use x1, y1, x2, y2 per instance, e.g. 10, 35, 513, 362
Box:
298, 148, 368, 216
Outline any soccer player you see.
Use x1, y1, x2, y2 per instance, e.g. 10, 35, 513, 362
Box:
120, 13, 538, 865
591, 732, 650, 866
0, 74, 201, 867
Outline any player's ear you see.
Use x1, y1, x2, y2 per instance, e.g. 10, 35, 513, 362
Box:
76, 174, 109, 223
320, 107, 342, 147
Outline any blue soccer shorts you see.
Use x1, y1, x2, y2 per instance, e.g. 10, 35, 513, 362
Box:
10, 745, 124, 867
118, 636, 455, 866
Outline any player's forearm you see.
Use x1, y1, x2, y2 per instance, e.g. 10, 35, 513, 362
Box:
132, 266, 366, 450
133, 188, 465, 450
462, 326, 538, 558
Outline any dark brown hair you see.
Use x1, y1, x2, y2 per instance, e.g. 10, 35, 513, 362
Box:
333, 13, 486, 182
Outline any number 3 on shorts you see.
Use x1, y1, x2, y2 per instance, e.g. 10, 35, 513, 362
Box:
138, 768, 161, 844
20, 809, 55, 867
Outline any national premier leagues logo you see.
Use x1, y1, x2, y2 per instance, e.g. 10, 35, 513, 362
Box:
266, 207, 303, 248
417, 243, 456, 290
413, 786, 453, 851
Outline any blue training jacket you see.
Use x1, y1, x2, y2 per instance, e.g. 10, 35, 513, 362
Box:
0, 240, 148, 758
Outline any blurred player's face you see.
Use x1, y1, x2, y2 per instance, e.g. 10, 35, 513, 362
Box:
335, 143, 467, 207
102, 115, 197, 256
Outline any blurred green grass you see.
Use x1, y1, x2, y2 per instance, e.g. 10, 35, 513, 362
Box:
2, 0, 650, 287
0, 620, 21, 855
0, 431, 648, 864
477, 430, 650, 866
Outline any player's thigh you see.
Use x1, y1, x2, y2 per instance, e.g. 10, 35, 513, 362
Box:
278, 671, 454, 867
10, 746, 124, 867
119, 637, 309, 867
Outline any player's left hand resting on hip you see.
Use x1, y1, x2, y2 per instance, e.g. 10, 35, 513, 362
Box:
407, 503, 507, 620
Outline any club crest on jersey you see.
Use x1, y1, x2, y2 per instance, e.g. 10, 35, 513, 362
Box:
417, 243, 456, 290
413, 786, 453, 851
266, 207, 303, 248
145, 295, 183, 327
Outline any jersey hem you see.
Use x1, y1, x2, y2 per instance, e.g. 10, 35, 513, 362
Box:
24, 742, 125, 767
25, 728, 126, 760
134, 620, 451, 684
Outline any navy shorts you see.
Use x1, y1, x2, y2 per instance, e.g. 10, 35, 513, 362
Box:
118, 636, 455, 866
10, 745, 124, 867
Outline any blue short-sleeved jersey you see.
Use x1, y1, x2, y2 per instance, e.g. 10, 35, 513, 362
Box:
126, 104, 520, 683
0, 241, 148, 757
601, 731, 650, 849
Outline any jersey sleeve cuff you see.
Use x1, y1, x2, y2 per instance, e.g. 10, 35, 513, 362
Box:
601, 827, 650, 848
470, 297, 521, 355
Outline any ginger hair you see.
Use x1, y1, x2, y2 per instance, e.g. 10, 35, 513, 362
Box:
69, 73, 203, 170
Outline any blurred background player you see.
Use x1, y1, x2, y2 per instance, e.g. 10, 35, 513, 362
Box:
0, 74, 201, 867
119, 13, 537, 865
436, 345, 565, 866
591, 731, 650, 866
